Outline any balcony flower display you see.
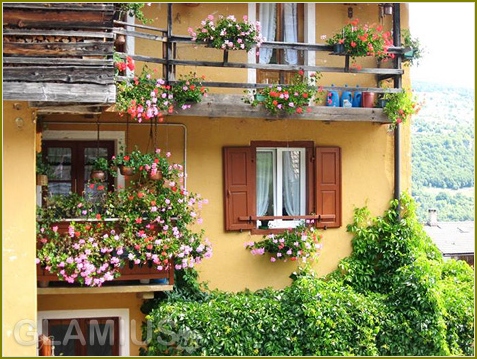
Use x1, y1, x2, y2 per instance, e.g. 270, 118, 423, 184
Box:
114, 58, 209, 121
115, 65, 174, 123
243, 70, 324, 115
171, 72, 209, 109
326, 18, 393, 61
382, 89, 421, 129
188, 14, 263, 52
110, 146, 172, 180
245, 222, 323, 263
36, 149, 212, 286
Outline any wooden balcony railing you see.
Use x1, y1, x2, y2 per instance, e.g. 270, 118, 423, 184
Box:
3, 2, 407, 122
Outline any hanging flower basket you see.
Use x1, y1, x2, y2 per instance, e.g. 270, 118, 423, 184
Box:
188, 14, 263, 52
326, 19, 393, 62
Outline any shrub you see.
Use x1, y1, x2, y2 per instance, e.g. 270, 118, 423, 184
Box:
141, 194, 474, 356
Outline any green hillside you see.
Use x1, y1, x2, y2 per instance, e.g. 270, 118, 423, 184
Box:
411, 81, 474, 222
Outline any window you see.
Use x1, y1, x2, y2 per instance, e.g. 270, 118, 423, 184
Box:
43, 317, 120, 356
42, 140, 115, 198
224, 142, 341, 231
256, 147, 306, 228
257, 3, 304, 84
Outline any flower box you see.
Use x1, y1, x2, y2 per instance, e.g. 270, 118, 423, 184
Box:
36, 220, 175, 287
37, 260, 174, 286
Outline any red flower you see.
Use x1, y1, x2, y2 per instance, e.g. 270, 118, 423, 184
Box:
96, 214, 102, 220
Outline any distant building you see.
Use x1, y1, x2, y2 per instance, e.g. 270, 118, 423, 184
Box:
423, 209, 474, 266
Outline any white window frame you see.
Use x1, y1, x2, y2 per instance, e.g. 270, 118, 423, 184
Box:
257, 147, 306, 228
37, 308, 130, 356
246, 3, 316, 82
42, 130, 126, 189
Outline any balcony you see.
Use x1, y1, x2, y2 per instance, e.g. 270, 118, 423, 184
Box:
36, 220, 174, 296
3, 3, 407, 122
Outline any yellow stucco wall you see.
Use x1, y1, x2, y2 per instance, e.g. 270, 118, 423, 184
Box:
2, 101, 38, 356
38, 112, 411, 293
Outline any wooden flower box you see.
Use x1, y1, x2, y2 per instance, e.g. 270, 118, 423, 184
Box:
36, 261, 174, 286
36, 219, 175, 287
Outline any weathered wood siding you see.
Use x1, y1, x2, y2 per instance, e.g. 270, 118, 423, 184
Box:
2, 2, 116, 103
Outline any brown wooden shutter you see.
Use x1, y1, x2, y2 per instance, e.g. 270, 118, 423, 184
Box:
315, 147, 341, 228
223, 147, 255, 231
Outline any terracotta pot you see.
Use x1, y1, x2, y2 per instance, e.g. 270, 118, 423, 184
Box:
150, 170, 163, 181
119, 165, 135, 176
90, 170, 106, 181
361, 92, 376, 108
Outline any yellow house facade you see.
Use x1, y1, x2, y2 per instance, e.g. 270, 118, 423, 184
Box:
3, 3, 412, 356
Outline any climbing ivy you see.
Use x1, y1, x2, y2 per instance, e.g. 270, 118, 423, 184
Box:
142, 194, 474, 356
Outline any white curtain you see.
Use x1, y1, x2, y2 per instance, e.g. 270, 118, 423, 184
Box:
283, 3, 298, 65
283, 151, 300, 216
256, 152, 272, 216
258, 3, 276, 64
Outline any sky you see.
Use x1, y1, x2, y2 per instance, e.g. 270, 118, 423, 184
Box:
409, 2, 475, 89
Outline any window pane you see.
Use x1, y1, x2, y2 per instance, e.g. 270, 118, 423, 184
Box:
256, 151, 274, 217
48, 147, 71, 180
87, 320, 115, 356
49, 320, 80, 356
282, 150, 302, 216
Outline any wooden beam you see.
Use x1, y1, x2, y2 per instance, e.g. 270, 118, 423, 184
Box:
4, 67, 114, 85
3, 41, 113, 57
170, 94, 391, 123
2, 82, 116, 103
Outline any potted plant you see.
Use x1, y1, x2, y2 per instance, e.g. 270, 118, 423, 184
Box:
90, 157, 109, 181
36, 149, 213, 287
326, 18, 393, 62
114, 3, 152, 24
188, 14, 263, 52
382, 89, 421, 128
243, 70, 324, 115
115, 65, 174, 123
245, 222, 323, 264
111, 146, 148, 176
36, 152, 52, 186
402, 29, 424, 66
171, 72, 209, 109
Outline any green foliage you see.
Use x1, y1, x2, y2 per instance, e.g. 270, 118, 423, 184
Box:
36, 152, 53, 176
382, 89, 421, 128
141, 194, 474, 356
402, 28, 424, 66
116, 3, 152, 24
90, 157, 109, 171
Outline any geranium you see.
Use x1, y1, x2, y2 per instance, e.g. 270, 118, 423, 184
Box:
37, 150, 213, 286
110, 146, 148, 176
326, 18, 393, 61
244, 70, 324, 115
245, 222, 323, 263
382, 89, 421, 129
188, 14, 263, 52
114, 54, 135, 75
171, 72, 209, 109
36, 221, 124, 286
115, 65, 174, 123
